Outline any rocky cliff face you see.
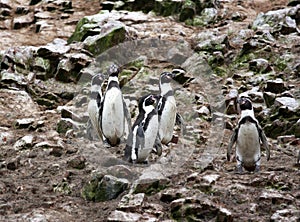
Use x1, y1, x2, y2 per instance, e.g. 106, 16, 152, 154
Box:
0, 0, 299, 221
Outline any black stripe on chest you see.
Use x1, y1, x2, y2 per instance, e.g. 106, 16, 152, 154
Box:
238, 116, 260, 134
143, 109, 157, 131
107, 81, 120, 90
158, 90, 173, 116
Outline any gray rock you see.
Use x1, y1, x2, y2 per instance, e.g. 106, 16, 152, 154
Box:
13, 13, 35, 29
106, 165, 136, 180
259, 190, 294, 205
131, 171, 170, 195
252, 7, 299, 34
197, 106, 210, 116
265, 79, 286, 94
271, 207, 300, 222
160, 187, 188, 203
179, 0, 196, 22
56, 118, 73, 134
193, 8, 218, 26
274, 97, 299, 109
107, 210, 142, 222
83, 21, 126, 56
37, 38, 70, 59
118, 193, 145, 210
13, 135, 34, 150
195, 34, 229, 53
153, 0, 182, 17
230, 29, 254, 48
249, 58, 271, 73
67, 155, 86, 169
0, 71, 26, 85
15, 118, 35, 129
171, 195, 233, 222
82, 174, 129, 202
277, 135, 296, 144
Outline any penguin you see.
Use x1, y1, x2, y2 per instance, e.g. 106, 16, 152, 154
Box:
157, 71, 177, 145
124, 94, 161, 163
87, 73, 105, 141
227, 96, 270, 173
100, 64, 131, 146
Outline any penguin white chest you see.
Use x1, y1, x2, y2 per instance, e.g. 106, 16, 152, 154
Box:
144, 114, 159, 149
102, 88, 124, 138
159, 97, 176, 144
237, 122, 260, 163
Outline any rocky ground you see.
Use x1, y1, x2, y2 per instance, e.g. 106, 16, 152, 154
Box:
0, 0, 300, 221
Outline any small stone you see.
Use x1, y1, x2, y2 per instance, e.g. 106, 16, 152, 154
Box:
7, 158, 20, 171
202, 174, 220, 184
13, 135, 34, 150
56, 118, 73, 134
265, 79, 285, 94
118, 193, 145, 210
160, 188, 188, 203
67, 155, 86, 169
259, 190, 294, 205
249, 58, 271, 73
107, 210, 142, 222
15, 118, 35, 129
197, 106, 210, 116
49, 147, 64, 157
132, 171, 170, 195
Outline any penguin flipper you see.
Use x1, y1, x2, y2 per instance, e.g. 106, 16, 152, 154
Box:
175, 113, 186, 135
227, 128, 238, 161
136, 125, 145, 150
259, 127, 270, 161
123, 98, 132, 139
124, 129, 134, 162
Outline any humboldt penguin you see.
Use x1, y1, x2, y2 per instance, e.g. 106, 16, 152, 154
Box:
227, 96, 270, 173
87, 73, 105, 141
157, 71, 177, 145
124, 94, 161, 163
100, 64, 131, 146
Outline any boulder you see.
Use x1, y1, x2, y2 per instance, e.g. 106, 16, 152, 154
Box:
82, 174, 129, 202
118, 193, 145, 210
83, 21, 126, 56
265, 79, 286, 94
274, 97, 299, 109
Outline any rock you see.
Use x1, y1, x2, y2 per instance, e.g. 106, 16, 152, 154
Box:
179, 0, 196, 22
118, 193, 145, 210
230, 29, 254, 48
225, 89, 238, 115
252, 7, 299, 34
107, 210, 142, 222
153, 0, 182, 17
0, 71, 26, 86
274, 97, 299, 109
270, 207, 300, 222
13, 135, 34, 150
170, 195, 233, 222
67, 155, 86, 169
106, 165, 136, 180
195, 34, 229, 53
263, 91, 276, 108
13, 13, 35, 29
132, 171, 170, 195
83, 21, 126, 56
259, 190, 294, 205
160, 188, 188, 203
193, 8, 218, 26
249, 58, 271, 73
37, 38, 70, 59
33, 57, 51, 74
56, 118, 73, 134
197, 106, 210, 116
277, 135, 296, 144
82, 174, 129, 202
265, 79, 286, 94
293, 119, 300, 137
14, 118, 35, 129
264, 119, 287, 139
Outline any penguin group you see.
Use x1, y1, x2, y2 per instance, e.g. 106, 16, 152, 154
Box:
227, 95, 270, 173
88, 64, 183, 164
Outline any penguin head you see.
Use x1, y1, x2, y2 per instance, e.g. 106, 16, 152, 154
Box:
107, 64, 120, 77
139, 94, 157, 112
238, 96, 253, 111
160, 72, 175, 84
91, 73, 105, 86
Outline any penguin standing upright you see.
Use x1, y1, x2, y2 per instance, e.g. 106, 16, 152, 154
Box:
157, 72, 177, 145
87, 73, 105, 141
100, 64, 131, 146
227, 96, 270, 173
125, 94, 161, 163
